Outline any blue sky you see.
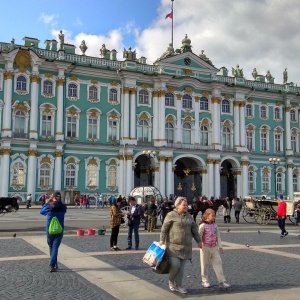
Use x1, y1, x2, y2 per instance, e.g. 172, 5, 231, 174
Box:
1, 0, 300, 84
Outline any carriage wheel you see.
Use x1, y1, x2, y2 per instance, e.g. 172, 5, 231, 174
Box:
255, 209, 271, 225
242, 208, 257, 223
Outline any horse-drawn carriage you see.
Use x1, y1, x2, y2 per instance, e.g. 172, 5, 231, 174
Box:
242, 196, 295, 225
0, 197, 19, 216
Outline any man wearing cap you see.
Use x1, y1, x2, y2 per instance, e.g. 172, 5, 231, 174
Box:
276, 194, 288, 238
40, 191, 67, 272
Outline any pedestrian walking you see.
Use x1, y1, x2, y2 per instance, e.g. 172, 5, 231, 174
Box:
160, 197, 173, 224
199, 208, 230, 288
26, 193, 32, 209
222, 199, 231, 223
79, 196, 83, 209
233, 198, 243, 223
147, 197, 157, 232
40, 191, 67, 272
109, 197, 124, 251
159, 197, 202, 294
126, 197, 141, 250
276, 194, 288, 238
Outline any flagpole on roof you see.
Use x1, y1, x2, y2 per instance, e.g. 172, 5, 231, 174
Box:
171, 0, 174, 48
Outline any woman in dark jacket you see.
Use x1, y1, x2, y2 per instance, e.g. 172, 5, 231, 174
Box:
109, 198, 124, 251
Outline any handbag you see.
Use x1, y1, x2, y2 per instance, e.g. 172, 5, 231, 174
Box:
48, 216, 62, 235
152, 253, 170, 274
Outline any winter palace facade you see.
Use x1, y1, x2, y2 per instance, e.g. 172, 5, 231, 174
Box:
0, 33, 299, 203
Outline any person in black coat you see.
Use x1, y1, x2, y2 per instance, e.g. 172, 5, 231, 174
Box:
126, 197, 141, 250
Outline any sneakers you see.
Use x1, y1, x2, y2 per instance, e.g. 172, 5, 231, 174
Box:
202, 281, 211, 288
169, 281, 176, 292
50, 267, 56, 273
219, 282, 231, 288
175, 286, 187, 294
283, 232, 289, 237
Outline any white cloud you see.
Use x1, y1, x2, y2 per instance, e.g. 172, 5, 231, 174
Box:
38, 13, 59, 27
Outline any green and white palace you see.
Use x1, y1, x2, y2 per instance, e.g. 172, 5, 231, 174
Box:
0, 33, 299, 203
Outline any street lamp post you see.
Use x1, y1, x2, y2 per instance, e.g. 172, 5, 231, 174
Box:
269, 157, 281, 199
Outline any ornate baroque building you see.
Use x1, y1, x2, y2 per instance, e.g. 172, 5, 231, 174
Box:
0, 34, 299, 203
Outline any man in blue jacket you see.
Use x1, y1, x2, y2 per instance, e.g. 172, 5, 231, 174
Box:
40, 191, 67, 272
126, 197, 141, 250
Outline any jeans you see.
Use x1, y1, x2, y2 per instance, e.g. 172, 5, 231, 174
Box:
277, 216, 287, 235
127, 223, 139, 249
47, 233, 63, 267
110, 225, 120, 247
169, 256, 187, 286
235, 210, 241, 223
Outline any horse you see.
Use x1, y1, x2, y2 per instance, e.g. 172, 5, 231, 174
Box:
189, 198, 228, 222
0, 197, 19, 215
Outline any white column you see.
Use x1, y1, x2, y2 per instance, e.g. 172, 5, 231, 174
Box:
129, 89, 136, 139
54, 151, 63, 190
287, 163, 294, 200
159, 157, 166, 197
27, 151, 38, 198
194, 97, 200, 144
158, 91, 166, 141
176, 94, 182, 143
166, 157, 173, 198
241, 162, 249, 197
207, 160, 214, 198
125, 155, 132, 195
2, 71, 13, 137
152, 91, 159, 141
285, 107, 292, 153
56, 78, 65, 141
202, 171, 208, 197
211, 97, 221, 145
239, 102, 246, 147
154, 167, 159, 191
214, 160, 220, 198
0, 149, 11, 196
118, 153, 125, 196
233, 101, 240, 147
29, 75, 39, 139
123, 88, 130, 139
236, 174, 242, 198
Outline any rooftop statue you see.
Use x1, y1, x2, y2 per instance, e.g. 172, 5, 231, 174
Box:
159, 43, 175, 60
100, 44, 108, 58
123, 47, 137, 61
79, 40, 88, 55
199, 50, 213, 66
232, 64, 243, 77
252, 68, 258, 80
283, 68, 288, 84
265, 70, 273, 83
58, 30, 64, 50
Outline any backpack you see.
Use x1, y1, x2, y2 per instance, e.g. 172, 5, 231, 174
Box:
48, 216, 63, 235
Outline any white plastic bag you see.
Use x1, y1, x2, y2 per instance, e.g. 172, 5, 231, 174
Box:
143, 241, 166, 268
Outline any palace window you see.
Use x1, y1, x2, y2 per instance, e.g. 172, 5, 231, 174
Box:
246, 131, 254, 150
246, 104, 253, 117
165, 93, 174, 106
89, 85, 98, 100
260, 105, 268, 119
137, 119, 149, 141
200, 97, 208, 111
13, 111, 27, 138
68, 83, 78, 98
200, 125, 208, 146
39, 163, 51, 187
66, 116, 77, 138
222, 127, 232, 148
41, 115, 52, 136
274, 107, 281, 120
16, 75, 27, 91
221, 99, 230, 113
182, 94, 192, 109
138, 90, 149, 104
43, 80, 53, 95
12, 162, 25, 187
275, 133, 282, 152
293, 174, 298, 192
107, 165, 117, 189
108, 120, 118, 141
65, 164, 76, 186
290, 109, 296, 122
165, 122, 174, 143
248, 171, 255, 191
276, 173, 282, 193
182, 122, 191, 144
262, 172, 269, 191
88, 118, 97, 139
87, 164, 97, 188
291, 134, 297, 153
109, 88, 118, 103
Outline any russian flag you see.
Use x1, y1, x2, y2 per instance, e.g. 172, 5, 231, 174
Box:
165, 9, 173, 19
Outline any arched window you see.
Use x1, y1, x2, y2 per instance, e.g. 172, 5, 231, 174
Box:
200, 97, 208, 111
41, 114, 52, 136
138, 90, 149, 104
165, 122, 174, 143
108, 120, 117, 141
274, 107, 281, 119
88, 118, 97, 139
65, 164, 76, 186
182, 94, 192, 109
68, 83, 78, 97
89, 86, 98, 100
200, 125, 208, 146
260, 106, 267, 118
222, 127, 231, 148
16, 75, 27, 91
246, 131, 254, 150
165, 93, 174, 106
221, 99, 230, 113
66, 116, 77, 138
108, 165, 117, 188
293, 174, 298, 192
43, 80, 53, 94
248, 171, 255, 191
262, 172, 269, 191
290, 109, 296, 121
87, 164, 97, 187
137, 120, 149, 141
39, 163, 51, 187
14, 111, 26, 137
276, 173, 282, 192
182, 122, 191, 144
12, 162, 25, 186
109, 88, 118, 103
246, 104, 253, 117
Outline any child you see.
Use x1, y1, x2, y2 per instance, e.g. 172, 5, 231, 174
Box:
199, 208, 230, 288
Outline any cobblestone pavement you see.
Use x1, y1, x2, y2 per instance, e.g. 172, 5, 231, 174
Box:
1, 221, 300, 299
